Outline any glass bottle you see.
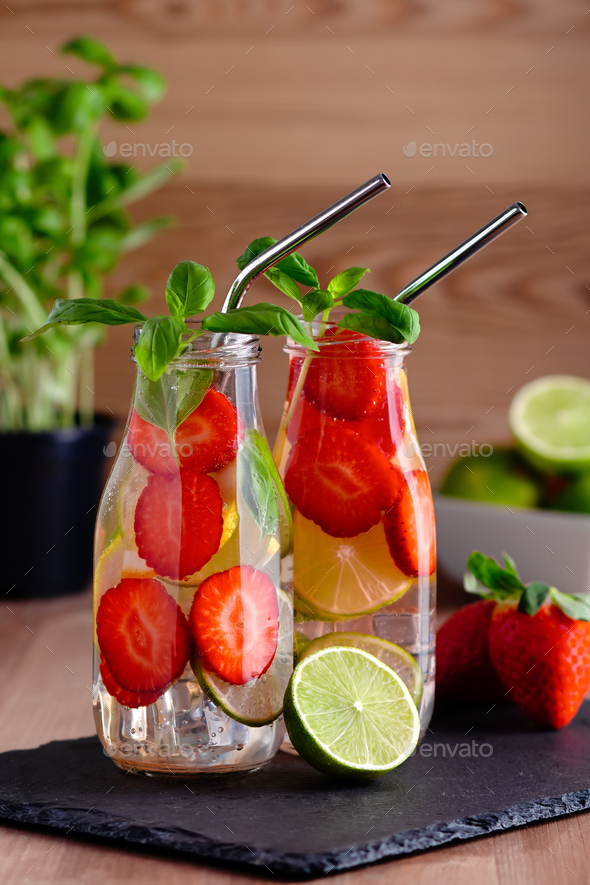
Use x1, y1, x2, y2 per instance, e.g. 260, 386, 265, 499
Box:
274, 316, 436, 735
93, 328, 292, 775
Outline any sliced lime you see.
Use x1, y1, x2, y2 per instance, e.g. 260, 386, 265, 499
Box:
293, 630, 312, 666
284, 647, 420, 778
509, 375, 590, 474
298, 633, 422, 704
191, 588, 293, 726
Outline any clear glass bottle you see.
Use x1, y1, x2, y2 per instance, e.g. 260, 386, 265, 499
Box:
93, 328, 292, 775
274, 317, 436, 735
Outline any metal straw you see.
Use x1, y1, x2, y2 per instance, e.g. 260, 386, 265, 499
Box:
393, 201, 527, 304
222, 173, 391, 313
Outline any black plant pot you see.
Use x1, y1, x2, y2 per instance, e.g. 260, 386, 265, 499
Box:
0, 415, 117, 599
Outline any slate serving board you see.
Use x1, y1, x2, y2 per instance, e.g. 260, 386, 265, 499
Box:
1, 705, 590, 879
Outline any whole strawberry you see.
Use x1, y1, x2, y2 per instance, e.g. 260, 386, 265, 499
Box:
464, 551, 590, 729
436, 600, 505, 707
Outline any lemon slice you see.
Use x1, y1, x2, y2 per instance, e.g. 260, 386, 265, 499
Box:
293, 512, 411, 619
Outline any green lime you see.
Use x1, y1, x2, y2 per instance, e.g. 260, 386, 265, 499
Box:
439, 447, 540, 508
298, 632, 422, 704
293, 630, 312, 666
552, 472, 590, 515
284, 647, 420, 778
191, 589, 292, 726
509, 376, 590, 474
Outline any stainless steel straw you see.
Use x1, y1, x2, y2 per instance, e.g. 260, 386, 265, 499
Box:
393, 201, 527, 304
222, 173, 391, 313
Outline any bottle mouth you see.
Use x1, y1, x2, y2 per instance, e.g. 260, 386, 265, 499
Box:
131, 324, 262, 368
284, 313, 412, 360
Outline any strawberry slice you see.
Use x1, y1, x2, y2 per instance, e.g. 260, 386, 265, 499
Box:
175, 389, 239, 474
303, 328, 387, 421
127, 409, 178, 476
100, 656, 164, 708
96, 578, 191, 693
284, 426, 404, 538
383, 469, 435, 577
134, 472, 223, 580
189, 565, 279, 685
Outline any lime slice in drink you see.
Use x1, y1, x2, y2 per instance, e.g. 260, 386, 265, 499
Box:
293, 513, 411, 619
284, 647, 420, 778
509, 376, 590, 474
191, 588, 293, 726
298, 633, 422, 704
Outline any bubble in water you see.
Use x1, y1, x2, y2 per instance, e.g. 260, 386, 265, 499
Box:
131, 728, 136, 734
236, 744, 244, 751
218, 727, 223, 733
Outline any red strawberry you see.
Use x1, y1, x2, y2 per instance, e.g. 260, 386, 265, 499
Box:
488, 603, 590, 728
303, 328, 387, 421
96, 578, 191, 693
284, 426, 403, 538
189, 566, 279, 685
436, 601, 506, 707
127, 409, 178, 476
175, 388, 239, 474
100, 657, 164, 708
383, 469, 435, 577
134, 472, 223, 580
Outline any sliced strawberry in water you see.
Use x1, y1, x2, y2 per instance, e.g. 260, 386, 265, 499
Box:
100, 656, 164, 708
127, 409, 178, 476
303, 329, 387, 421
284, 426, 404, 538
96, 578, 191, 693
189, 565, 279, 685
134, 472, 223, 580
383, 469, 436, 577
175, 389, 239, 474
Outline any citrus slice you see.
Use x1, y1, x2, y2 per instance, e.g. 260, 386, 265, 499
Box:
190, 588, 293, 726
298, 633, 422, 704
509, 375, 590, 473
293, 512, 411, 619
93, 537, 156, 644
284, 646, 420, 778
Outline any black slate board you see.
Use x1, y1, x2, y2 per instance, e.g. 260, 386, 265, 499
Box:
2, 705, 590, 879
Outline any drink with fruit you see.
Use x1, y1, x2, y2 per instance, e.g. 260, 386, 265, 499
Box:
274, 316, 436, 734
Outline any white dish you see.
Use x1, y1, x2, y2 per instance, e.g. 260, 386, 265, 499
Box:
434, 493, 590, 595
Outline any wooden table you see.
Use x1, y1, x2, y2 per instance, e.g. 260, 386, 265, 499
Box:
0, 592, 588, 885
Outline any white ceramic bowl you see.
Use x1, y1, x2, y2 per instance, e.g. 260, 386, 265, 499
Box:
434, 493, 590, 595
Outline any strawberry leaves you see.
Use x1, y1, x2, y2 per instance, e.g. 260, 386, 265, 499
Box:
464, 550, 590, 621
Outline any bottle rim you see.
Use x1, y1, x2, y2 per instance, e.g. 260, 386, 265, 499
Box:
131, 323, 262, 369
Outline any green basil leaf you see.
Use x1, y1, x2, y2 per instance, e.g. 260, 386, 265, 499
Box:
466, 551, 525, 599
302, 288, 334, 323
327, 267, 369, 298
48, 82, 104, 135
119, 65, 166, 103
338, 312, 408, 345
249, 427, 292, 552
237, 430, 279, 541
550, 588, 590, 622
62, 36, 118, 71
134, 366, 213, 432
102, 81, 148, 122
117, 284, 150, 305
236, 237, 319, 288
165, 260, 215, 318
22, 298, 146, 340
134, 314, 186, 382
265, 268, 302, 302
342, 289, 421, 345
518, 582, 551, 615
202, 304, 319, 351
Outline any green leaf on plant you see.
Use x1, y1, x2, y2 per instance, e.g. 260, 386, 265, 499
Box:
165, 260, 215, 318
338, 312, 410, 345
502, 552, 520, 579
236, 237, 319, 288
342, 289, 421, 345
48, 82, 104, 135
265, 268, 302, 302
237, 429, 279, 541
117, 284, 150, 305
518, 581, 551, 615
550, 588, 590, 622
134, 314, 186, 382
102, 81, 148, 122
463, 571, 494, 598
202, 303, 319, 351
302, 288, 334, 323
22, 298, 146, 340
62, 36, 118, 72
466, 551, 525, 599
119, 65, 166, 103
327, 267, 369, 298
134, 366, 213, 433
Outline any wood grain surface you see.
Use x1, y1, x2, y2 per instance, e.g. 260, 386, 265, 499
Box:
0, 0, 589, 882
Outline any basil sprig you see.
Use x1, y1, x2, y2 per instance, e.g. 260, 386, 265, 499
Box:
25, 258, 318, 381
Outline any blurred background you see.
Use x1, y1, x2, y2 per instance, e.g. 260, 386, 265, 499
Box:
1, 0, 588, 483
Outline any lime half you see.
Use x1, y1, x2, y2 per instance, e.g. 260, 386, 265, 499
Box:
284, 647, 420, 778
298, 633, 422, 704
509, 376, 590, 474
191, 588, 293, 726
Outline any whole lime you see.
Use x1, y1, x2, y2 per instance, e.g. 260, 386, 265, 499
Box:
439, 447, 540, 508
